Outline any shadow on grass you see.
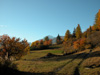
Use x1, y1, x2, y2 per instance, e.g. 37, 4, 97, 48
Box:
39, 50, 100, 62
40, 53, 86, 61
30, 45, 62, 51
0, 67, 66, 75
4, 50, 100, 75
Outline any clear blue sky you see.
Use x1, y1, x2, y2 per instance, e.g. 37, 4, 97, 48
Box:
0, 0, 100, 42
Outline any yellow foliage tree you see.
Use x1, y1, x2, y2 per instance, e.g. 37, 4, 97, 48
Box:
95, 9, 100, 30
75, 24, 82, 39
64, 30, 71, 42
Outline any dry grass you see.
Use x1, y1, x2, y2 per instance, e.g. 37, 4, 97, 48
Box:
15, 55, 75, 73
13, 47, 100, 75
57, 53, 87, 75
21, 49, 63, 60
79, 47, 100, 75
14, 49, 70, 73
81, 47, 100, 67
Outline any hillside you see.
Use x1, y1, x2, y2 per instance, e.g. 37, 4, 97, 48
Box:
12, 46, 100, 75
1, 31, 100, 75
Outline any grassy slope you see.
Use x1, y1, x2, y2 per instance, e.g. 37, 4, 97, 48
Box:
80, 47, 100, 75
14, 45, 100, 75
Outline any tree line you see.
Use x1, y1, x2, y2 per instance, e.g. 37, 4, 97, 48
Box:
30, 36, 52, 50
56, 9, 100, 54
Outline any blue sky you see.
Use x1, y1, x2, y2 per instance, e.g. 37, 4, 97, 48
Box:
0, 0, 100, 42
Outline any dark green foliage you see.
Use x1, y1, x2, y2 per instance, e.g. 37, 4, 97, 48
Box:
72, 28, 76, 38
44, 36, 49, 41
56, 34, 62, 44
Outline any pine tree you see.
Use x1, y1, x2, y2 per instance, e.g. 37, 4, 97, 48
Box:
64, 30, 71, 42
72, 28, 76, 38
75, 24, 82, 39
95, 9, 100, 30
56, 34, 61, 44
44, 36, 49, 41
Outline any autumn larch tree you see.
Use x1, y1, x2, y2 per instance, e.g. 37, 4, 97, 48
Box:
94, 9, 100, 30
75, 24, 82, 39
64, 30, 71, 42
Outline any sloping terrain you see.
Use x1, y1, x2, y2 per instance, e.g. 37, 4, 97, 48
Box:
13, 46, 100, 75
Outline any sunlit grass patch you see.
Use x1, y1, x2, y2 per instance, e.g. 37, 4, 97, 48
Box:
57, 53, 87, 75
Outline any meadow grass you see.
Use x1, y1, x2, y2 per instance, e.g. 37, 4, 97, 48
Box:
57, 52, 88, 75
14, 48, 80, 73
14, 49, 65, 73
14, 47, 100, 75
21, 49, 63, 60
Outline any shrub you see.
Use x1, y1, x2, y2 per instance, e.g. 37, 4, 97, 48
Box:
31, 39, 52, 50
63, 38, 76, 54
73, 38, 86, 50
0, 35, 30, 60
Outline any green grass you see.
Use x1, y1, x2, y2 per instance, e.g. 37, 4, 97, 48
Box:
21, 49, 63, 60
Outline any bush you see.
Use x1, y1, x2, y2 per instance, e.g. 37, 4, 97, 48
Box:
63, 38, 76, 54
0, 35, 30, 60
73, 38, 86, 51
31, 39, 52, 50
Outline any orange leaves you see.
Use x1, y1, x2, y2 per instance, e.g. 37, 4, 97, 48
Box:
92, 9, 100, 31
0, 35, 30, 59
44, 39, 52, 46
31, 39, 52, 50
80, 38, 86, 46
0, 49, 6, 56
96, 9, 100, 30
73, 38, 86, 50
73, 40, 80, 50
31, 40, 39, 47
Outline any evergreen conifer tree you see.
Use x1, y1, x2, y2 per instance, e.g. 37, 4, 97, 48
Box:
72, 28, 76, 38
56, 34, 61, 44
